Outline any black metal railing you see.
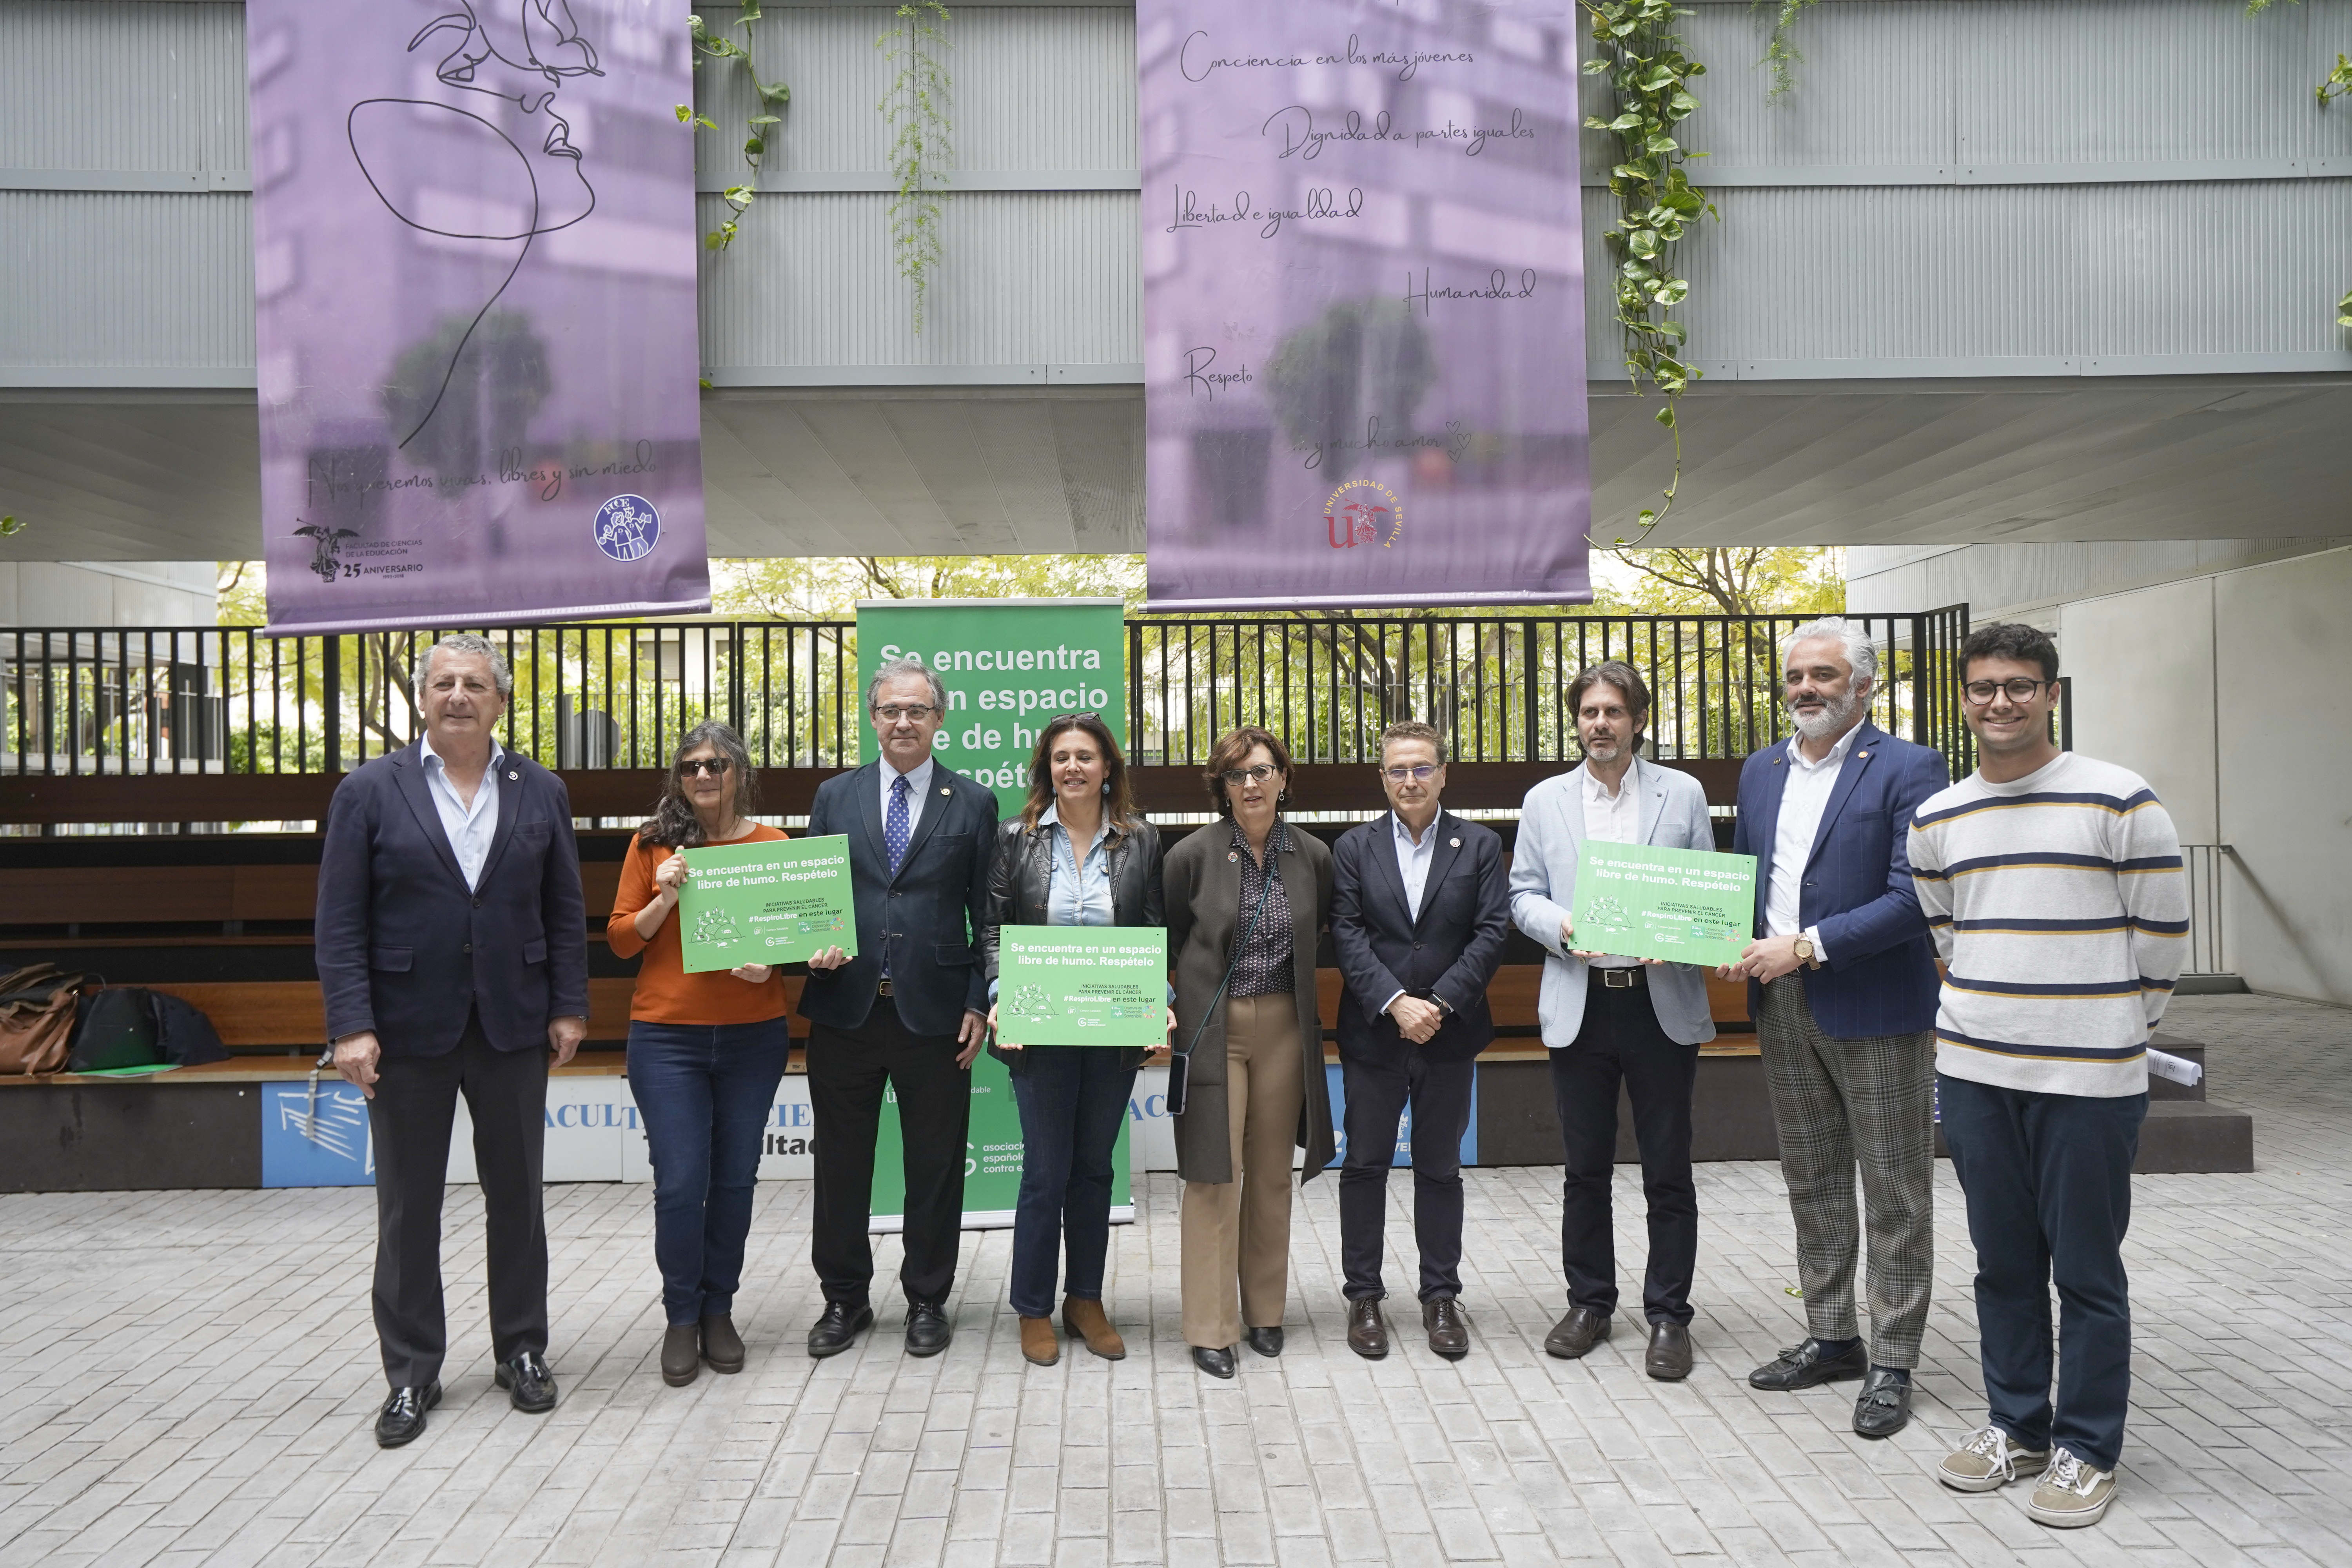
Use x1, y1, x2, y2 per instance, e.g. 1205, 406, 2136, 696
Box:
2, 607, 1974, 783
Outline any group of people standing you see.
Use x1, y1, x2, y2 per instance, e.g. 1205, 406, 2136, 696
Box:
316, 617, 2183, 1532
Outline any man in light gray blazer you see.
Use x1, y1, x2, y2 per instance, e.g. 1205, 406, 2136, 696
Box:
1509, 660, 1718, 1381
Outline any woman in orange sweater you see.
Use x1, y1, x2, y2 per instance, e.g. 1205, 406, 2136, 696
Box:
609, 721, 790, 1387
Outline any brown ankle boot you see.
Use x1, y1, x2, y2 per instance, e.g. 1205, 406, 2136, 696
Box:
1061, 1296, 1125, 1360
1018, 1315, 1060, 1366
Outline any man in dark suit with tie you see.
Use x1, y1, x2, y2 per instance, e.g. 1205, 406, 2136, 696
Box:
1329, 721, 1510, 1360
316, 633, 589, 1448
799, 655, 1000, 1359
1725, 618, 1948, 1438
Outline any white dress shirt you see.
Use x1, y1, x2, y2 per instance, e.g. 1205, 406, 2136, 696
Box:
1580, 759, 1642, 967
419, 733, 504, 893
1381, 810, 1441, 1016
1766, 724, 1859, 963
880, 753, 937, 835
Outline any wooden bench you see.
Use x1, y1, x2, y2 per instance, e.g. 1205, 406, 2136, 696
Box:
115, 967, 1755, 1056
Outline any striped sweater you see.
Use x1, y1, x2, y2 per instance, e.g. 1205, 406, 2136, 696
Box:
1907, 752, 2187, 1097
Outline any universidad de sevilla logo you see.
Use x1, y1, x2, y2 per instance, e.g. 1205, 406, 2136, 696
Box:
1322, 477, 1404, 550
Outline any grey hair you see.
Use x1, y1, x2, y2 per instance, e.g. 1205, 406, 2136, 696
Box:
866, 652, 948, 713
1780, 617, 1878, 687
412, 633, 514, 706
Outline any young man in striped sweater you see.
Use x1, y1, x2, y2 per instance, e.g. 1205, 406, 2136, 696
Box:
1909, 622, 2187, 1530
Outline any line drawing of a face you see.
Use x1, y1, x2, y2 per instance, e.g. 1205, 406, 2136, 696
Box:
346, 2, 604, 452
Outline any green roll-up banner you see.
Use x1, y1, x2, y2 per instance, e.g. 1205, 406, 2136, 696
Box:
856, 597, 1128, 815
855, 598, 1134, 1231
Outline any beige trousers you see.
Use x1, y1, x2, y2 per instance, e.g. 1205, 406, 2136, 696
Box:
1179, 993, 1305, 1348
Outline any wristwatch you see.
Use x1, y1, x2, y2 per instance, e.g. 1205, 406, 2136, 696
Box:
1792, 935, 1821, 971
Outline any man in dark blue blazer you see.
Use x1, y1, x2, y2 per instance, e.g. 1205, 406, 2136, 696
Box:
1725, 618, 1947, 1439
1329, 722, 1510, 1362
798, 655, 999, 1360
316, 634, 588, 1448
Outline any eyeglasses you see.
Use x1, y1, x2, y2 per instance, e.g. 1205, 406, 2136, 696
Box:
1381, 763, 1439, 782
1218, 763, 1280, 787
678, 757, 733, 777
1962, 677, 2054, 706
873, 703, 938, 722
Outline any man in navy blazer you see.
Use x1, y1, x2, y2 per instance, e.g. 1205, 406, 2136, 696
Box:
797, 655, 999, 1360
1330, 721, 1510, 1362
317, 634, 588, 1448
1726, 617, 1948, 1439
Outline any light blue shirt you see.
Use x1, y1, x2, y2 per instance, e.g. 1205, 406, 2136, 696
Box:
1383, 810, 1441, 1016
1392, 809, 1438, 922
1043, 802, 1116, 928
420, 733, 504, 892
988, 804, 1118, 1005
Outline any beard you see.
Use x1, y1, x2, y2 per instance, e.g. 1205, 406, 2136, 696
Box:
1791, 687, 1861, 741
1581, 731, 1630, 762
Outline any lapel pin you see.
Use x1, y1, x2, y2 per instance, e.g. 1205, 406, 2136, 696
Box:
507, 770, 519, 780
1227, 850, 1239, 862
1449, 837, 1461, 847
1857, 750, 1870, 758
940, 786, 952, 796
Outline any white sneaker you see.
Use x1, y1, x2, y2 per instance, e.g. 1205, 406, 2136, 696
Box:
1936, 1425, 2051, 1493
2026, 1447, 2116, 1528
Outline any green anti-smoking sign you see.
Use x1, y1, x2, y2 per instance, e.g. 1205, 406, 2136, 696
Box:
855, 599, 1128, 812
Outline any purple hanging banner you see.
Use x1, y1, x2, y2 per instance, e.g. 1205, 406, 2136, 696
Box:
1138, 0, 1592, 611
247, 0, 709, 633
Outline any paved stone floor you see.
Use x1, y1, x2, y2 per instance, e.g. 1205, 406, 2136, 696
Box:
4, 993, 2349, 1568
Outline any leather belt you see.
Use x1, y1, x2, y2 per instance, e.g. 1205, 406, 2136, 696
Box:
877, 978, 894, 997
1594, 967, 1646, 989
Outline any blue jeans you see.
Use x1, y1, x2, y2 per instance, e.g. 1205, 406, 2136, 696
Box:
626, 1020, 791, 1326
1939, 1073, 2146, 1472
1005, 1047, 1137, 1319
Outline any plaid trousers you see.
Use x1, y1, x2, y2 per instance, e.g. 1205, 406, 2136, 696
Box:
1757, 975, 1936, 1368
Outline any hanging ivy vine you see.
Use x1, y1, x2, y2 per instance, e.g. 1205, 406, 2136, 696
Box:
1581, 0, 1717, 544
2246, 2, 2352, 323
678, 2, 791, 252
878, 1, 953, 333
1760, 0, 1818, 100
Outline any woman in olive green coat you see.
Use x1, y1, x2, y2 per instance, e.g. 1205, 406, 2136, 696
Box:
1164, 726, 1335, 1378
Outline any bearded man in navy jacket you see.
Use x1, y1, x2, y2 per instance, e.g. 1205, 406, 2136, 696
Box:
1726, 617, 1948, 1439
316, 634, 589, 1449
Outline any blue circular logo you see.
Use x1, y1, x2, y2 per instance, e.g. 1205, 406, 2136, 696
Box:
592, 495, 660, 563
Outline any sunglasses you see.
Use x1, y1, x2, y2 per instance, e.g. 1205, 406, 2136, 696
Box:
677, 757, 733, 777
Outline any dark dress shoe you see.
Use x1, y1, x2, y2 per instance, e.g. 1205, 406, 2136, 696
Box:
1346, 1299, 1389, 1360
1749, 1336, 1868, 1391
1544, 1306, 1612, 1360
1645, 1321, 1694, 1381
905, 1301, 953, 1357
807, 1301, 873, 1359
701, 1313, 745, 1374
1244, 1326, 1284, 1357
1192, 1345, 1236, 1379
1852, 1367, 1912, 1439
661, 1324, 700, 1387
374, 1382, 441, 1448
1423, 1296, 1470, 1360
495, 1350, 558, 1413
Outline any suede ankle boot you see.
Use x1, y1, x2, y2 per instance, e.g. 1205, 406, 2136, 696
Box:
1062, 1296, 1125, 1360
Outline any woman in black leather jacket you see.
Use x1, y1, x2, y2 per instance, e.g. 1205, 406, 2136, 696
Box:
980, 713, 1168, 1367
